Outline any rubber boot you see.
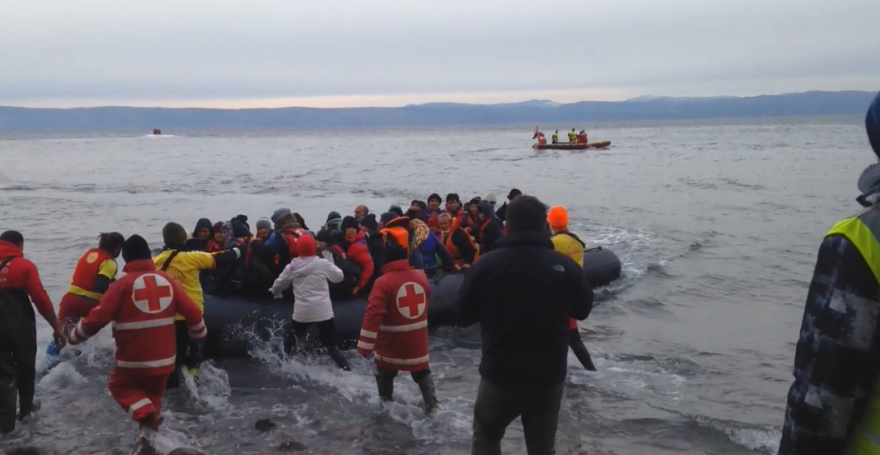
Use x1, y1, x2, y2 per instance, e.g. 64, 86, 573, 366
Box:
0, 376, 16, 434
327, 348, 351, 371
375, 374, 395, 403
415, 373, 439, 415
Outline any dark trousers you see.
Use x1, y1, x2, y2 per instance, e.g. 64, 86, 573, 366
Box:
568, 329, 596, 371
284, 319, 350, 371
166, 321, 200, 389
0, 332, 37, 433
471, 378, 564, 455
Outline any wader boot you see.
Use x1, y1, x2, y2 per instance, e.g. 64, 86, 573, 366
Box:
0, 347, 17, 434
413, 370, 439, 414
375, 370, 395, 403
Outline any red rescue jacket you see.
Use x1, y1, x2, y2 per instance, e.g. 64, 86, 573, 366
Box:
69, 259, 206, 375
0, 241, 57, 328
345, 232, 374, 290
357, 260, 431, 372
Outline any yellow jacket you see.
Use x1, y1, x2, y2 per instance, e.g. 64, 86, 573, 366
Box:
551, 231, 585, 267
153, 249, 216, 320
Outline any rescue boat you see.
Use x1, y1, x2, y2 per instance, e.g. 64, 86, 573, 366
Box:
533, 140, 611, 150
151, 128, 162, 135
202, 246, 623, 357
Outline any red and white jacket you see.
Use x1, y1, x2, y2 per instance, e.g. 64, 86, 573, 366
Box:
69, 259, 206, 376
357, 260, 431, 372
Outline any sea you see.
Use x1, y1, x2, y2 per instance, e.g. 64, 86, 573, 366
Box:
0, 117, 871, 455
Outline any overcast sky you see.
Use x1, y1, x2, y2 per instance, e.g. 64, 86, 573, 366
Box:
2, 0, 879, 108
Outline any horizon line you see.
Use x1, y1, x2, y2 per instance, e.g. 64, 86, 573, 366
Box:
0, 86, 874, 111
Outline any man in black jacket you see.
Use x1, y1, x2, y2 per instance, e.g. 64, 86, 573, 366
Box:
456, 195, 594, 455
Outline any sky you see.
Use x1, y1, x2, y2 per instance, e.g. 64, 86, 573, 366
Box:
2, 0, 879, 108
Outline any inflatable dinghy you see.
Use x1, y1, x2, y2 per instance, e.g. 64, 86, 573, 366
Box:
203, 246, 622, 357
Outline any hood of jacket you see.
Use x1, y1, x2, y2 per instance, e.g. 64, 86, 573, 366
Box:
0, 241, 23, 258
193, 218, 214, 237
275, 212, 302, 232
287, 255, 322, 278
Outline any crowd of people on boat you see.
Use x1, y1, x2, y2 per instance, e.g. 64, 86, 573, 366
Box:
533, 128, 589, 145
0, 188, 598, 454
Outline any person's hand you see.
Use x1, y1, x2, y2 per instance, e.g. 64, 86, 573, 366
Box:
351, 286, 360, 295
454, 264, 462, 271
322, 250, 335, 263
52, 329, 67, 351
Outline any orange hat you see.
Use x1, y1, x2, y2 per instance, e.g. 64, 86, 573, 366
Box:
547, 206, 568, 229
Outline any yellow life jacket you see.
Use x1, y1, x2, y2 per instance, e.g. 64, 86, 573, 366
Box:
832, 206, 880, 454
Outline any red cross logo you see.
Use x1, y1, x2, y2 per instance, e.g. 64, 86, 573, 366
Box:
396, 282, 427, 320
132, 274, 174, 314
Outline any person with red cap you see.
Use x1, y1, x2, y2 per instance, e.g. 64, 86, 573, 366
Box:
68, 234, 207, 446
270, 233, 350, 371
548, 206, 596, 372
357, 241, 438, 414
0, 230, 66, 433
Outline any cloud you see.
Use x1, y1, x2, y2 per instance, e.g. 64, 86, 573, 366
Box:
1, 0, 879, 107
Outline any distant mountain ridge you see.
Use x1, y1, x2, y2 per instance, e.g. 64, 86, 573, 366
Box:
0, 90, 873, 132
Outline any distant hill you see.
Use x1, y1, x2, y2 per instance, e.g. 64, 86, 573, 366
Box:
0, 90, 873, 132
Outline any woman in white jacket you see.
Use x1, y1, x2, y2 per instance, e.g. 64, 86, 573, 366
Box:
270, 234, 350, 370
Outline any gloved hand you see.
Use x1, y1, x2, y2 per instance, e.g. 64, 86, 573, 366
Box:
190, 337, 207, 364
321, 250, 335, 263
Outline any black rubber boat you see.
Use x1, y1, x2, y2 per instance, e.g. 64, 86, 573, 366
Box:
203, 246, 622, 357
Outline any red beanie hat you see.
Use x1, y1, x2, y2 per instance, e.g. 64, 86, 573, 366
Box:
295, 234, 317, 257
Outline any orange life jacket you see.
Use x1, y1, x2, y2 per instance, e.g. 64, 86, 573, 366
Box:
444, 227, 479, 265
67, 249, 115, 301
382, 225, 411, 253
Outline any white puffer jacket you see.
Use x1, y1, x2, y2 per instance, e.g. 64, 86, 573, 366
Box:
270, 255, 344, 323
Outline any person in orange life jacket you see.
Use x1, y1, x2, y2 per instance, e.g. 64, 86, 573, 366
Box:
184, 219, 218, 252
578, 130, 588, 144
475, 201, 504, 253
548, 206, 596, 372
357, 241, 439, 414
155, 223, 240, 389
0, 230, 65, 432
354, 205, 370, 222
494, 188, 522, 223
270, 234, 350, 371
444, 193, 465, 228
456, 196, 593, 454
58, 232, 125, 337
69, 234, 207, 443
382, 212, 436, 270
438, 213, 478, 269
342, 216, 374, 294
427, 194, 444, 217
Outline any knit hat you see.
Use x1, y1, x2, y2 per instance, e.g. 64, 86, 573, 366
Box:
341, 216, 359, 232
547, 206, 569, 229
362, 213, 379, 231
326, 211, 342, 223
428, 193, 442, 203
482, 192, 497, 203
256, 217, 272, 230
212, 221, 225, 234
469, 197, 482, 206
122, 235, 152, 263
507, 188, 522, 200
446, 193, 460, 203
384, 240, 409, 263
427, 215, 440, 229
231, 219, 251, 238
380, 212, 398, 225
272, 208, 291, 223
295, 233, 317, 257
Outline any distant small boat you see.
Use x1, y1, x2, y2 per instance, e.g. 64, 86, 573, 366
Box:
151, 128, 162, 135
533, 141, 611, 150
